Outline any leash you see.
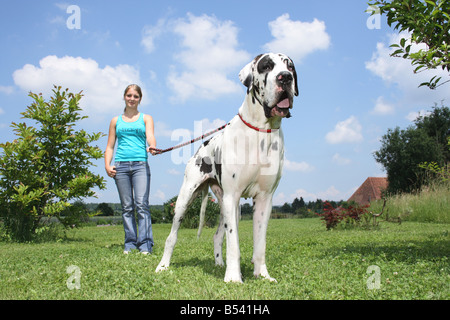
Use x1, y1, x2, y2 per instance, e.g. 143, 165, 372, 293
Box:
149, 113, 278, 155
149, 122, 229, 155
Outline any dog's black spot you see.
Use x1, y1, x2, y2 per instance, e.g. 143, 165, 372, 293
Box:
257, 55, 275, 74
230, 229, 233, 234
260, 139, 265, 152
263, 103, 272, 118
232, 173, 235, 179
242, 73, 252, 89
272, 141, 278, 151
203, 139, 211, 147
264, 73, 268, 87
198, 157, 212, 174
216, 253, 219, 258
214, 147, 222, 183
179, 217, 183, 223
224, 223, 227, 229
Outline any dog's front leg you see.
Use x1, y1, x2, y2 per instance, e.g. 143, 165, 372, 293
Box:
252, 195, 277, 282
156, 180, 197, 273
222, 194, 243, 283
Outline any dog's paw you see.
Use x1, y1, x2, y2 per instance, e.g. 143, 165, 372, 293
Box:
224, 271, 243, 283
259, 274, 277, 283
215, 258, 225, 267
155, 264, 169, 273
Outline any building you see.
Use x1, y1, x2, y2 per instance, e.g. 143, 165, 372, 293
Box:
347, 177, 388, 206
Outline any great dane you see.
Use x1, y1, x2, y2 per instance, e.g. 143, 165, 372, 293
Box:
155, 53, 298, 283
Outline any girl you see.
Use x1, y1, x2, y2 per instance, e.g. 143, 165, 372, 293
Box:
105, 84, 157, 254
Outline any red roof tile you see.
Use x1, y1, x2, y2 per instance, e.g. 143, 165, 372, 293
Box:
348, 177, 388, 205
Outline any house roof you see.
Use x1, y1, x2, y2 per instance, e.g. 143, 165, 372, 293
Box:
348, 177, 388, 205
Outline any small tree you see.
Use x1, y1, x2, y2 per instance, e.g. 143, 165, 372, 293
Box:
0, 86, 106, 241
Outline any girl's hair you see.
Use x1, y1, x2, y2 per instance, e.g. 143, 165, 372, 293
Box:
123, 84, 143, 112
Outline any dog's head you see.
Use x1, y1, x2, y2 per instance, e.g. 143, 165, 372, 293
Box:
239, 53, 298, 118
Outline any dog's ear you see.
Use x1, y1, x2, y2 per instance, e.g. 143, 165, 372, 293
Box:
286, 55, 299, 97
239, 61, 253, 90
293, 68, 299, 97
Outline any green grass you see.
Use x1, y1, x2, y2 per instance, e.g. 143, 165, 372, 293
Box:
369, 181, 450, 224
0, 218, 448, 300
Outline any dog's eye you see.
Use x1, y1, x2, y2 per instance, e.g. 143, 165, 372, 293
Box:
257, 56, 275, 73
283, 59, 295, 72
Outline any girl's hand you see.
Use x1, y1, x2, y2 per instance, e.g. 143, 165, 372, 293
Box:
148, 146, 158, 156
106, 165, 116, 178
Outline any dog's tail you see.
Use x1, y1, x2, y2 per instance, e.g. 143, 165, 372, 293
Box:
197, 188, 209, 239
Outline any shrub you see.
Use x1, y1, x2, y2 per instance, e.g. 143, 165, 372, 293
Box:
163, 193, 220, 229
316, 202, 371, 230
0, 86, 105, 241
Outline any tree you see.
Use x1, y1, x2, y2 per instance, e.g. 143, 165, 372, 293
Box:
368, 0, 450, 89
414, 104, 450, 160
96, 202, 114, 216
280, 202, 292, 213
373, 105, 449, 194
291, 197, 305, 212
0, 86, 106, 241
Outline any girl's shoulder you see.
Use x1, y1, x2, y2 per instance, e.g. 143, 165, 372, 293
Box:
143, 114, 154, 122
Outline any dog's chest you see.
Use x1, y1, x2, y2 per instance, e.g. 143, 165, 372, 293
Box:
221, 128, 284, 196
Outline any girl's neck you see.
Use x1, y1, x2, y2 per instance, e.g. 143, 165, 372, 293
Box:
123, 108, 139, 118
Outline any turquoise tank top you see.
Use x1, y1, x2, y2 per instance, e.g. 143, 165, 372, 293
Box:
115, 113, 148, 161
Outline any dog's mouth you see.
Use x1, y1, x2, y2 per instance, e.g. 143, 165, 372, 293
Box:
270, 91, 292, 118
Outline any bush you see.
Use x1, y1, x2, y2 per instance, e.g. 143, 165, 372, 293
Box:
0, 86, 105, 241
163, 193, 220, 229
316, 202, 372, 230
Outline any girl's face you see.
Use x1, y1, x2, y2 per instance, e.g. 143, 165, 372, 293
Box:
124, 88, 141, 109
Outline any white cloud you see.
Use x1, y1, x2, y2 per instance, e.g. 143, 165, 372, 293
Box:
12, 55, 143, 117
289, 186, 343, 202
264, 14, 331, 62
194, 118, 227, 134
284, 158, 314, 172
366, 32, 448, 105
406, 109, 431, 122
167, 13, 251, 102
332, 153, 351, 166
151, 189, 166, 202
141, 18, 166, 53
325, 116, 363, 144
167, 169, 181, 175
0, 86, 14, 95
371, 96, 395, 115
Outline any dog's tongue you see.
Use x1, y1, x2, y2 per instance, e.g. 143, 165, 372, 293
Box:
277, 98, 290, 109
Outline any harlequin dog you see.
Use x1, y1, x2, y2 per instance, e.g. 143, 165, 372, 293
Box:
155, 53, 298, 283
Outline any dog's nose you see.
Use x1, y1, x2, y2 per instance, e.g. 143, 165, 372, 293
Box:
277, 71, 293, 86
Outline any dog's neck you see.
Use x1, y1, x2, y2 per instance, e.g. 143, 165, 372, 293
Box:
238, 94, 282, 131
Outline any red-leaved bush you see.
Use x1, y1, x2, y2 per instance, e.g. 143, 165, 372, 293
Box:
316, 202, 370, 230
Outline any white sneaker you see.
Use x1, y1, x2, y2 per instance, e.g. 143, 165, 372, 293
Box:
141, 251, 150, 255
123, 250, 130, 255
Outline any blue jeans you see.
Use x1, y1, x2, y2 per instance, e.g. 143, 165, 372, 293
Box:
114, 161, 154, 253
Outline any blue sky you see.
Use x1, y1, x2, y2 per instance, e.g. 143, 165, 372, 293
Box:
0, 1, 448, 205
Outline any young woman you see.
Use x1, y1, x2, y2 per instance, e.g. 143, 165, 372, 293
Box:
104, 84, 157, 254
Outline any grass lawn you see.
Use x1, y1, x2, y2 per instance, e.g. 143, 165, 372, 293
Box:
0, 218, 448, 300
